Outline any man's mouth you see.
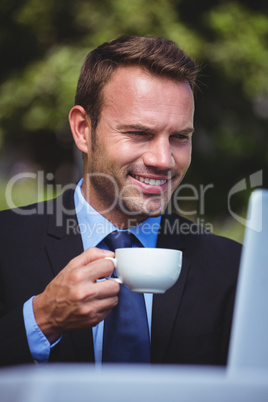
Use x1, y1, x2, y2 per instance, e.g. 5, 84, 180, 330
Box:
132, 174, 168, 186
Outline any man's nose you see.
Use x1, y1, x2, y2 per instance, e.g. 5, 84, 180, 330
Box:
142, 137, 175, 171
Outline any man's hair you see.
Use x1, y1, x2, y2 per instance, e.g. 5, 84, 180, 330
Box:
75, 35, 198, 132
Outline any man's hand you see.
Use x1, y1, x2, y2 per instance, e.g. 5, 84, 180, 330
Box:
33, 248, 118, 343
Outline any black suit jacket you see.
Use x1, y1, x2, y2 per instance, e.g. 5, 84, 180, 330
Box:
0, 190, 241, 366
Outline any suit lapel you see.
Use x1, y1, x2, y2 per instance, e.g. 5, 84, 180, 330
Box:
44, 189, 94, 362
45, 190, 84, 275
151, 213, 190, 363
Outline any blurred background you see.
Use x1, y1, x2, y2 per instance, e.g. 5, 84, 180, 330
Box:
0, 0, 267, 242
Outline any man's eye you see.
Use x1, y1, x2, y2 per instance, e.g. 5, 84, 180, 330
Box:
173, 134, 188, 140
129, 131, 147, 136
126, 131, 150, 139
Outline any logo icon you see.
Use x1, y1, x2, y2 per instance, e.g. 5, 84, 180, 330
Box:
228, 170, 263, 231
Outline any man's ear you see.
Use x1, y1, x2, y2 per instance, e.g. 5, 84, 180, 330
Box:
69, 105, 91, 154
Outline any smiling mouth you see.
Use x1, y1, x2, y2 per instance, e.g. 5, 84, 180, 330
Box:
132, 174, 168, 186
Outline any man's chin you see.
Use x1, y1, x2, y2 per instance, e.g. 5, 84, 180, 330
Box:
122, 201, 167, 219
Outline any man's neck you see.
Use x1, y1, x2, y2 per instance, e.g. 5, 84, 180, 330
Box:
81, 183, 150, 230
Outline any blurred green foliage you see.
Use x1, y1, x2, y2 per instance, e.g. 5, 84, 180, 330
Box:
206, 3, 268, 98
0, 0, 267, 242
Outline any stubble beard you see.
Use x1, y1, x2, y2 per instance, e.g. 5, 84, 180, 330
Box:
84, 162, 174, 226
85, 137, 181, 226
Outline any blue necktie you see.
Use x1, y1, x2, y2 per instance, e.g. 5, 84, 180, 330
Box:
102, 231, 151, 363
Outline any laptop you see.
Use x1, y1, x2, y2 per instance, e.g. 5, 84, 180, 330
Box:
228, 189, 268, 370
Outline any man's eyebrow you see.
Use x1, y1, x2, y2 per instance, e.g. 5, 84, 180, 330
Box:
175, 127, 195, 135
117, 124, 194, 135
117, 124, 155, 133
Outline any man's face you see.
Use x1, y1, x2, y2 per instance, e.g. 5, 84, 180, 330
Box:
83, 66, 194, 228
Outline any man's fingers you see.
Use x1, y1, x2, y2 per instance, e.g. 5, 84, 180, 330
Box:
66, 257, 115, 286
34, 247, 119, 339
94, 275, 120, 298
86, 257, 116, 282
69, 247, 114, 269
77, 266, 120, 302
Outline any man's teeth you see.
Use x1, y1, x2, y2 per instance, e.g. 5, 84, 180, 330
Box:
133, 175, 167, 186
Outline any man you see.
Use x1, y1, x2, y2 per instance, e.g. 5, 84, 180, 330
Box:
0, 36, 241, 366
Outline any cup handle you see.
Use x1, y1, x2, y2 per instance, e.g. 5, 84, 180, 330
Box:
104, 257, 122, 284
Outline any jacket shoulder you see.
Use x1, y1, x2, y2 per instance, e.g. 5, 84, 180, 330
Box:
0, 189, 75, 240
0, 198, 54, 239
162, 213, 242, 262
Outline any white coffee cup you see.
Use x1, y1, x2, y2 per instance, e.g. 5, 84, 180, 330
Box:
105, 248, 182, 294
